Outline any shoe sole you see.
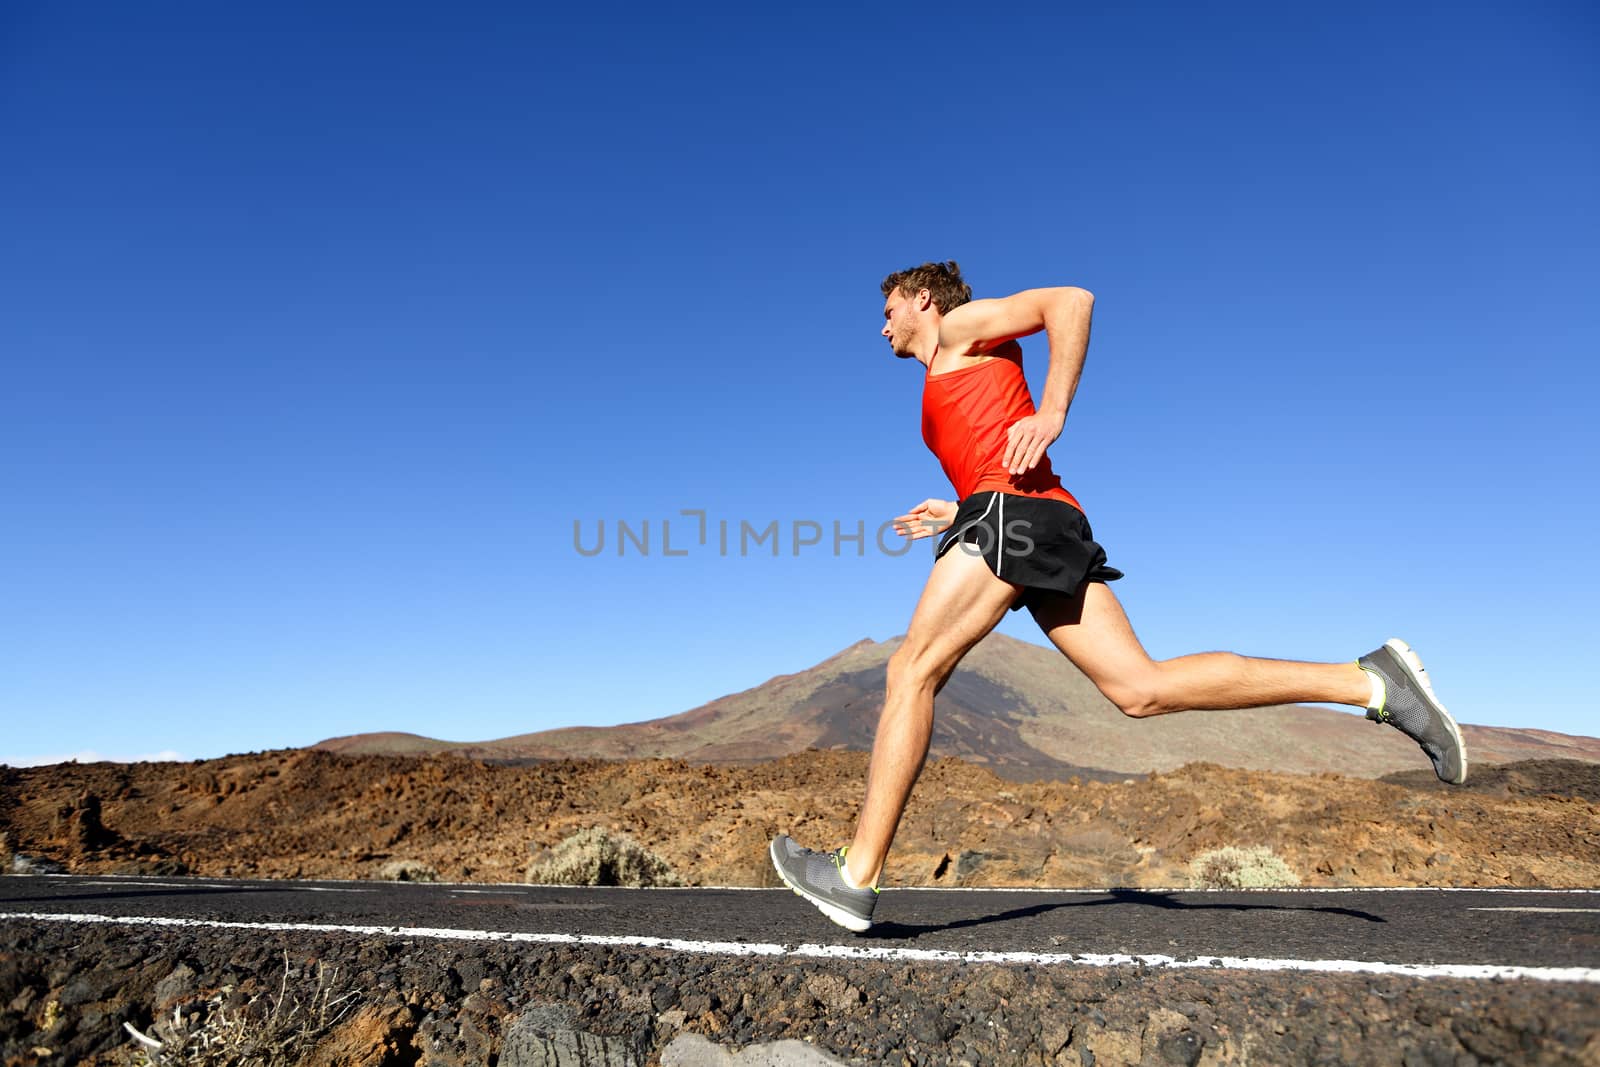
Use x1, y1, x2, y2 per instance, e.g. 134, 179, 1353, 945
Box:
768, 839, 873, 933
1385, 638, 1468, 785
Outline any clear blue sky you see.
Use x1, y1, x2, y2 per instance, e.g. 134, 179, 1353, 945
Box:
3, 3, 1596, 765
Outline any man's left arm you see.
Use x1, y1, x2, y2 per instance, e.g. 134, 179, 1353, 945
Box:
940, 287, 1095, 475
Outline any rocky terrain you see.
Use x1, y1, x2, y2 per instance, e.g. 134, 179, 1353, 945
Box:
4, 913, 1599, 1066
0, 751, 1598, 891
3, 752, 1598, 1065
3, 750, 1599, 891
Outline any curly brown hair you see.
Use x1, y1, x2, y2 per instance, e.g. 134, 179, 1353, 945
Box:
880, 261, 972, 314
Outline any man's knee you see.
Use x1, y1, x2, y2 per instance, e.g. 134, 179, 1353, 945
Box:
887, 643, 953, 694
1099, 666, 1166, 719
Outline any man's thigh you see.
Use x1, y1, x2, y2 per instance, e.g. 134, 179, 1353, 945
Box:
1026, 580, 1155, 690
900, 544, 1025, 682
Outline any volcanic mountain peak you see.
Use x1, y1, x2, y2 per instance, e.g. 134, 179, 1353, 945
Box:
313, 632, 1600, 779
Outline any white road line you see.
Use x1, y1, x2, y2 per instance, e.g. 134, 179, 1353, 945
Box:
2, 911, 1596, 985
898, 887, 1600, 895
1468, 907, 1600, 914
635, 886, 1600, 896
298, 887, 376, 893
74, 881, 236, 890
33, 876, 1600, 896
66, 880, 373, 894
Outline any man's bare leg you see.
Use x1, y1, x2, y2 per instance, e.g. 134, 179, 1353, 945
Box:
1028, 581, 1370, 715
843, 546, 1023, 889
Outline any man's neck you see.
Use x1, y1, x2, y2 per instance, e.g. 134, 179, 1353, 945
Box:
912, 328, 942, 370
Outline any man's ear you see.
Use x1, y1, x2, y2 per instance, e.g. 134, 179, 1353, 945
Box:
915, 288, 934, 311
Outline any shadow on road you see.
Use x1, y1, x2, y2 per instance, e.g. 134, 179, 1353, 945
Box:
867, 888, 1385, 940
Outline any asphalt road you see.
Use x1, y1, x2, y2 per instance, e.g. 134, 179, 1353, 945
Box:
4, 875, 1598, 979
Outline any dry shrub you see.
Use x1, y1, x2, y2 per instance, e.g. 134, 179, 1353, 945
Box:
377, 859, 439, 882
525, 827, 682, 887
125, 952, 358, 1066
1188, 845, 1301, 889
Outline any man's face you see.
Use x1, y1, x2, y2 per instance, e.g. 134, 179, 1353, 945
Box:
881, 289, 920, 358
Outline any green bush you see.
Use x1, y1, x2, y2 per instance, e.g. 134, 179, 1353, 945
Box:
1187, 845, 1301, 889
525, 827, 682, 887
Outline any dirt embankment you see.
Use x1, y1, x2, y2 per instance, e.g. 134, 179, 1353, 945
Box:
3, 917, 1599, 1066
2, 751, 1598, 890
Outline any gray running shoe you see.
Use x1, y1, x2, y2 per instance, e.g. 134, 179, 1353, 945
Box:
769, 835, 878, 933
1359, 639, 1468, 784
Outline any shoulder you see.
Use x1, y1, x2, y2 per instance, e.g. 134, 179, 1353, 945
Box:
939, 287, 1093, 354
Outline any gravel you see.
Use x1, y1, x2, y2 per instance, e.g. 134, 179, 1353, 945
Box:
2, 917, 1598, 1065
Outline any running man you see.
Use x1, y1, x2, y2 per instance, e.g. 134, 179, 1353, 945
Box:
770, 261, 1467, 933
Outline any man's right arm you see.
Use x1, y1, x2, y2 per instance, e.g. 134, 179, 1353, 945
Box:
940, 287, 1095, 475
938, 287, 1094, 361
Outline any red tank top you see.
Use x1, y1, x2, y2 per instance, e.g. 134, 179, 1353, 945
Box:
922, 352, 1082, 510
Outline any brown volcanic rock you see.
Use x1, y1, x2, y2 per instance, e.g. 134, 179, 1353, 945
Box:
2, 750, 1597, 890
316, 632, 1600, 780
1383, 757, 1600, 802
8, 917, 1599, 1066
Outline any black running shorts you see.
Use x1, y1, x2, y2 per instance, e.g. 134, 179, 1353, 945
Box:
934, 490, 1124, 612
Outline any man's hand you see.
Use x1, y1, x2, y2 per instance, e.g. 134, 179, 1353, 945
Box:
893, 498, 958, 540
1004, 410, 1066, 475
939, 287, 1094, 451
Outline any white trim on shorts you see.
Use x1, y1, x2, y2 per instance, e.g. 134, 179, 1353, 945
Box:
997, 493, 1005, 578
937, 491, 1002, 576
